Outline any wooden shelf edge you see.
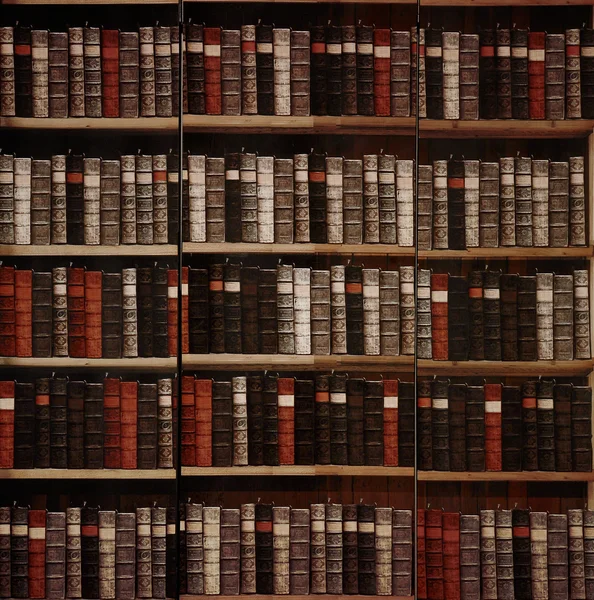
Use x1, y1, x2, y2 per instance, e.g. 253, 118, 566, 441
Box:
420, 119, 594, 138
0, 245, 177, 256
0, 469, 176, 479
183, 243, 413, 256
182, 597, 413, 600
417, 359, 593, 376
418, 471, 594, 482
0, 358, 177, 369
419, 247, 593, 259
183, 355, 414, 371
182, 466, 414, 477
0, 117, 177, 131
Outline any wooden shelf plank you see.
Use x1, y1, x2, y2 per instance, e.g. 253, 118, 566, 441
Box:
0, 469, 176, 479
419, 471, 594, 482
0, 245, 177, 257
183, 597, 413, 600
0, 117, 177, 132
183, 354, 414, 371
184, 242, 413, 256
182, 466, 414, 477
0, 358, 177, 370
418, 359, 593, 376
420, 119, 594, 138
419, 247, 593, 259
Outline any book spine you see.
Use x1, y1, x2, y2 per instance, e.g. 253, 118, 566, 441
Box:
11, 506, 29, 598
326, 26, 342, 116
479, 30, 497, 118
187, 24, 205, 115
478, 161, 499, 247
49, 377, 67, 469
84, 382, 104, 469
511, 30, 529, 119
290, 30, 310, 116
101, 30, 119, 118
495, 510, 514, 599
308, 153, 326, 242
464, 160, 480, 247
545, 33, 565, 119
0, 155, 14, 244
65, 507, 82, 598
274, 157, 294, 243
554, 383, 572, 471
67, 267, 85, 358
343, 159, 363, 245
294, 379, 314, 465
167, 269, 178, 358
326, 156, 343, 244
417, 164, 433, 250
448, 383, 467, 471
412, 28, 427, 118
365, 380, 384, 466
220, 29, 240, 116
33, 378, 50, 469
392, 510, 412, 596
479, 510, 496, 599
501, 273, 518, 361
28, 509, 45, 599
566, 29, 582, 118
135, 155, 154, 245
289, 508, 310, 594
231, 376, 248, 466
537, 380, 556, 471
550, 161, 570, 247
256, 156, 273, 243
293, 267, 311, 355
459, 515, 480, 599
356, 25, 374, 116
181, 267, 189, 353
431, 379, 450, 470
484, 383, 502, 471
432, 160, 448, 249
120, 155, 136, 244
181, 376, 196, 466
0, 28, 16, 117
14, 26, 32, 118
157, 378, 173, 469
314, 375, 330, 465
122, 268, 138, 357
442, 512, 460, 600
223, 263, 241, 353
220, 508, 240, 595
83, 157, 101, 245
570, 156, 586, 246
310, 504, 326, 594
502, 385, 522, 471
496, 29, 512, 119
310, 270, 330, 355
13, 158, 31, 245
240, 504, 256, 594
531, 159, 549, 247
272, 506, 289, 594
31, 30, 48, 118
212, 381, 233, 467
549, 513, 569, 600
258, 269, 277, 353
522, 381, 538, 470
119, 32, 139, 118
30, 159, 50, 245
310, 26, 327, 115
239, 153, 257, 242
483, 271, 502, 360
378, 154, 397, 244
83, 27, 101, 117
399, 266, 415, 356
357, 505, 377, 595
442, 31, 460, 120
373, 29, 390, 117
277, 265, 295, 354
325, 504, 343, 594
187, 154, 206, 242
341, 26, 357, 116
186, 503, 204, 595
330, 374, 348, 465
536, 272, 554, 360
120, 381, 137, 469
528, 32, 546, 119
572, 386, 593, 472
273, 29, 290, 116
362, 268, 380, 355
102, 377, 121, 469
135, 507, 152, 598
46, 511, 66, 599
14, 270, 32, 357
51, 267, 67, 357
293, 153, 309, 242
568, 509, 586, 598
460, 34, 479, 120
426, 29, 443, 119
330, 265, 346, 354
152, 155, 168, 244
255, 24, 273, 115
396, 160, 414, 247
115, 513, 135, 600
239, 25, 256, 115
554, 274, 574, 360
466, 385, 485, 471
417, 381, 432, 470
447, 159, 466, 250
255, 504, 273, 593
81, 507, 99, 599
204, 27, 221, 115
431, 273, 448, 360
390, 31, 410, 117
347, 378, 365, 466
514, 156, 533, 247
14, 382, 34, 469
171, 27, 181, 117
137, 383, 157, 469
341, 505, 358, 595
139, 28, 156, 117
98, 511, 116, 600
154, 27, 172, 118
151, 506, 166, 598
0, 382, 14, 469
380, 270, 400, 356
398, 382, 415, 467
345, 266, 363, 355
574, 269, 591, 359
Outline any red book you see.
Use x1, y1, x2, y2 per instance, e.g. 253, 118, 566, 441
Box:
528, 32, 545, 119
383, 379, 398, 466
485, 383, 502, 471
417, 508, 427, 599
195, 378, 212, 466
431, 273, 449, 361
204, 27, 222, 115
67, 267, 86, 358
103, 377, 121, 469
0, 381, 14, 468
84, 270, 102, 359
101, 29, 120, 117
14, 269, 32, 357
181, 375, 196, 466
278, 377, 295, 465
373, 29, 391, 116
425, 508, 444, 600
120, 381, 138, 469
28, 509, 46, 598
442, 512, 461, 600
181, 267, 189, 354
167, 269, 178, 357
0, 267, 15, 357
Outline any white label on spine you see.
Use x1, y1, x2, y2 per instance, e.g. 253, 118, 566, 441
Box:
432, 399, 448, 410
537, 399, 554, 410
343, 522, 357, 532
483, 289, 500, 300
431, 291, 447, 302
278, 394, 295, 407
511, 47, 528, 58
342, 42, 356, 53
528, 49, 545, 61
204, 44, 221, 57
29, 527, 45, 540
358, 523, 374, 533
187, 42, 204, 53
327, 44, 341, 55
374, 46, 390, 58
0, 398, 14, 410
485, 400, 502, 413
257, 43, 273, 53
384, 396, 398, 409
330, 392, 346, 404
426, 47, 442, 57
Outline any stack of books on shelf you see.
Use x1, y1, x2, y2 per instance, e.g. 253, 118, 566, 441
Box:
180, 502, 413, 596
186, 263, 414, 356
181, 374, 414, 468
416, 268, 591, 362
417, 379, 592, 472
0, 377, 175, 470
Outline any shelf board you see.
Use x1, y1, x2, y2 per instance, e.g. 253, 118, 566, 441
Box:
419, 471, 594, 482
183, 597, 412, 600
0, 244, 177, 257
183, 354, 413, 371
0, 117, 177, 132
0, 469, 176, 479
0, 357, 177, 370
418, 359, 593, 376
419, 247, 593, 260
420, 119, 594, 138
184, 242, 413, 256
182, 466, 414, 477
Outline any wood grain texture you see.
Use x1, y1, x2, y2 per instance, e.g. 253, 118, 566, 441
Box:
182, 466, 414, 476
0, 357, 176, 369
418, 359, 593, 376
0, 245, 177, 256
420, 119, 594, 138
420, 247, 593, 259
0, 117, 176, 132
419, 472, 594, 482
184, 243, 414, 256
0, 469, 176, 479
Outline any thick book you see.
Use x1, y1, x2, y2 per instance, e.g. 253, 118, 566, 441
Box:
356, 25, 374, 116
273, 29, 290, 116
101, 30, 119, 117
425, 29, 443, 119
546, 33, 565, 119
294, 378, 314, 465
220, 508, 240, 595
212, 381, 232, 467
448, 383, 467, 472
326, 26, 342, 116
512, 508, 532, 599
290, 31, 310, 116
346, 378, 365, 466
425, 508, 443, 599
277, 377, 295, 465
442, 32, 460, 120
341, 26, 357, 116
204, 28, 222, 115
484, 384, 502, 471
502, 385, 522, 471
448, 276, 469, 361
554, 383, 572, 472
511, 30, 529, 119
272, 506, 290, 594
496, 29, 512, 119
567, 29, 582, 118
314, 375, 330, 465
390, 31, 411, 117
195, 378, 213, 467
501, 273, 518, 361
187, 24, 205, 115
522, 381, 538, 471
459, 515, 480, 599
31, 29, 49, 118
536, 380, 555, 471
221, 30, 241, 116
240, 504, 256, 594
289, 508, 310, 594
417, 380, 433, 471
528, 32, 546, 119
383, 380, 399, 467
330, 373, 348, 465
240, 26, 257, 115
431, 273, 448, 360
431, 379, 450, 471
255, 504, 273, 593
84, 27, 102, 117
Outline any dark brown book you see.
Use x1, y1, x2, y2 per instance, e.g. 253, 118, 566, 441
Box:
241, 267, 259, 354
330, 373, 348, 465
188, 268, 209, 354
49, 377, 67, 469
314, 375, 331, 465
341, 26, 357, 115
223, 263, 242, 353
501, 274, 519, 361
448, 383, 466, 471
346, 378, 365, 466
14, 26, 32, 117
466, 385, 485, 471
152, 265, 169, 357
511, 30, 530, 119
66, 154, 84, 245
84, 382, 104, 469
255, 503, 273, 593
357, 504, 376, 595
14, 383, 34, 469
258, 269, 277, 354
364, 379, 384, 466
572, 385, 593, 472
311, 26, 327, 115
137, 383, 157, 469
536, 380, 555, 471
479, 29, 497, 119
294, 379, 314, 465
522, 381, 538, 471
212, 381, 232, 466
34, 378, 50, 469
255, 25, 273, 115
326, 26, 342, 116
187, 24, 205, 114
554, 383, 572, 472
345, 266, 364, 355
247, 375, 264, 466
426, 29, 444, 119
512, 509, 532, 599
431, 379, 450, 471
417, 380, 433, 470
448, 275, 469, 361
356, 25, 374, 115
66, 380, 84, 469
398, 382, 415, 467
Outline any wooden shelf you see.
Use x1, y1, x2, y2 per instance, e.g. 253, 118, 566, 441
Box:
184, 242, 413, 256
0, 357, 177, 370
0, 117, 177, 132
420, 119, 594, 139
183, 354, 413, 371
418, 359, 593, 376
0, 244, 177, 257
0, 469, 176, 479
182, 466, 414, 477
419, 247, 593, 260
419, 471, 594, 482
183, 597, 413, 600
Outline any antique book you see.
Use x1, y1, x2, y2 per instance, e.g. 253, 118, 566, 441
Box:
101, 30, 119, 118
415, 28, 427, 117
574, 269, 591, 359
496, 29, 512, 119
83, 157, 101, 245
536, 272, 554, 360
459, 33, 479, 120
398, 381, 415, 467
396, 160, 414, 247
103, 377, 121, 469
356, 25, 374, 116
240, 26, 257, 115
362, 269, 380, 356
98, 511, 116, 600
187, 154, 206, 242
314, 375, 330, 465
288, 508, 309, 594
327, 26, 343, 115
170, 27, 181, 117
417, 380, 433, 471
83, 27, 101, 117
204, 27, 222, 115
380, 269, 400, 356
13, 158, 31, 245
49, 377, 67, 469
185, 503, 204, 595
0, 267, 15, 357
392, 510, 412, 596
100, 272, 122, 358
567, 29, 582, 118
326, 156, 343, 243
550, 161, 570, 247
272, 506, 290, 594
568, 509, 586, 599
483, 271, 502, 360
205, 157, 225, 243
545, 33, 565, 119
431, 379, 450, 471
50, 154, 67, 244
33, 379, 50, 469
31, 30, 48, 118
166, 269, 178, 358
84, 382, 104, 469
135, 155, 154, 245
425, 29, 443, 118
119, 32, 139, 118
374, 507, 392, 595
442, 512, 460, 600
378, 154, 397, 244
390, 31, 410, 117
341, 26, 357, 115
345, 265, 364, 355
137, 383, 157, 469
522, 381, 538, 470
293, 268, 311, 355
152, 156, 168, 244
66, 267, 85, 357
330, 265, 347, 354
479, 30, 497, 118
241, 267, 259, 354
30, 159, 50, 245
442, 31, 460, 120
65, 507, 83, 598
47, 32, 68, 118
255, 504, 273, 593
530, 35, 549, 119
220, 508, 240, 595
310, 26, 327, 115
51, 267, 68, 357
448, 276, 469, 360
570, 156, 586, 246
291, 30, 310, 116
432, 160, 448, 249
459, 515, 480, 599
240, 504, 256, 594
554, 383, 572, 471
0, 28, 16, 117
115, 512, 136, 599
15, 269, 32, 357
223, 263, 242, 353
572, 386, 592, 471
273, 158, 295, 243
310, 270, 330, 355
417, 509, 427, 599
383, 380, 398, 467
181, 377, 196, 466
278, 377, 295, 465
346, 378, 365, 466
262, 374, 279, 465
135, 507, 152, 598
399, 266, 415, 355
495, 510, 514, 599
149, 27, 171, 115
425, 509, 443, 599
484, 383, 502, 471
478, 161, 499, 247
553, 274, 574, 360
294, 378, 315, 465
151, 507, 168, 598
239, 152, 257, 242
448, 383, 467, 471
255, 24, 273, 115
99, 159, 120, 245
431, 273, 448, 361
511, 29, 529, 119
536, 380, 555, 470
417, 164, 433, 249
258, 269, 277, 354
81, 506, 99, 598
256, 156, 274, 243
466, 385, 485, 471
187, 24, 205, 115
212, 380, 233, 466
364, 380, 384, 466
479, 510, 496, 599
358, 505, 376, 595
531, 159, 549, 247
501, 273, 518, 361
548, 513, 569, 599
514, 156, 533, 247
120, 155, 137, 244
464, 160, 480, 247
221, 30, 241, 116
330, 373, 348, 465
14, 26, 33, 118
581, 30, 594, 118
341, 504, 358, 595
0, 155, 14, 244
273, 29, 290, 116
512, 508, 532, 599
277, 264, 295, 354
308, 153, 327, 243
293, 153, 309, 242
517, 275, 537, 360
122, 267, 138, 357
46, 511, 66, 599
12, 506, 29, 597
502, 385, 522, 471
157, 378, 173, 468
343, 159, 363, 244
0, 382, 14, 469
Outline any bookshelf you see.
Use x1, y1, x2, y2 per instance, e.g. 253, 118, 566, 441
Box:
0, 357, 177, 370
0, 469, 177, 479
184, 242, 415, 256
182, 466, 415, 477
0, 245, 177, 256
418, 472, 594, 482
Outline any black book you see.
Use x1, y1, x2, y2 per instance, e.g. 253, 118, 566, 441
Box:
209, 264, 225, 353
466, 385, 485, 471
294, 379, 315, 465
152, 265, 169, 357
225, 153, 241, 242
67, 380, 85, 469
49, 376, 68, 469
262, 374, 279, 466
398, 381, 415, 467
448, 275, 469, 361
364, 379, 384, 466
501, 274, 518, 361
137, 383, 158, 469
14, 383, 34, 469
212, 381, 233, 467
101, 273, 122, 359
330, 373, 348, 465
347, 377, 365, 466
258, 269, 278, 354
314, 374, 331, 465
521, 380, 538, 471
345, 266, 364, 355
255, 503, 273, 593
326, 26, 342, 116
223, 263, 242, 353
167, 152, 180, 244
517, 275, 537, 361
448, 383, 466, 472
536, 380, 555, 471
66, 154, 84, 245
425, 29, 444, 119
247, 375, 264, 466
34, 377, 50, 469
256, 24, 274, 115
138, 267, 154, 358
554, 383, 572, 472
483, 271, 502, 361
188, 267, 209, 354
81, 506, 99, 599
431, 379, 450, 471
417, 380, 433, 471
308, 153, 327, 243
310, 26, 328, 115
447, 160, 466, 249
241, 267, 259, 354
84, 382, 104, 469
501, 385, 522, 471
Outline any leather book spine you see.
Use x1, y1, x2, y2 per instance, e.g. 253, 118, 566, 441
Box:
46, 511, 66, 599
399, 266, 415, 355
572, 386, 592, 471
185, 503, 204, 595
570, 156, 586, 246
521, 380, 538, 470
65, 507, 82, 598
0, 154, 14, 245
511, 29, 529, 119
98, 511, 116, 600
135, 507, 152, 598
484, 383, 502, 471
272, 506, 290, 594
120, 381, 138, 469
290, 30, 310, 116
373, 29, 390, 116
382, 380, 398, 467
448, 383, 467, 471
187, 24, 205, 115
154, 27, 172, 118
206, 157, 225, 242
310, 26, 326, 115
425, 508, 443, 600
181, 375, 196, 466
545, 33, 565, 119
432, 159, 448, 249
239, 25, 256, 115
326, 26, 342, 116
255, 503, 273, 593
167, 269, 178, 357
274, 157, 294, 243
308, 153, 327, 243
65, 380, 84, 469
288, 508, 309, 594
431, 379, 450, 471
12, 506, 29, 598
496, 29, 512, 119
222, 263, 241, 353
494, 510, 514, 599
417, 509, 427, 599
178, 505, 187, 595
181, 266, 189, 353
465, 385, 485, 471
98, 159, 120, 246
0, 27, 16, 117
341, 26, 357, 115
461, 160, 480, 247
138, 268, 154, 357
356, 25, 374, 116
166, 151, 179, 243
50, 154, 66, 244
514, 156, 533, 247
460, 34, 479, 120
568, 29, 583, 118
247, 376, 263, 465
293, 153, 310, 242
212, 381, 233, 466
31, 158, 50, 245
345, 265, 364, 355
84, 382, 104, 469
392, 510, 412, 596
101, 30, 119, 118
151, 506, 166, 598
311, 270, 330, 355
397, 383, 413, 467
310, 504, 326, 594
330, 265, 346, 354
31, 29, 48, 118
364, 379, 384, 466
390, 31, 410, 117
330, 373, 348, 465
548, 513, 569, 599
536, 272, 554, 360
239, 152, 257, 242
343, 158, 363, 244
101, 272, 122, 358
459, 515, 480, 599
67, 267, 85, 357
203, 27, 222, 115
66, 154, 84, 244
417, 164, 433, 249
479, 510, 496, 599
550, 161, 569, 247
119, 32, 139, 118
417, 380, 433, 470
103, 377, 121, 469
135, 155, 154, 245
67, 27, 85, 117
531, 159, 550, 247
378, 154, 397, 244
34, 378, 50, 469
483, 271, 502, 360
187, 154, 206, 242
14, 26, 32, 118
396, 159, 414, 247
220, 508, 240, 595
374, 508, 392, 596
529, 512, 548, 599
171, 27, 181, 117
342, 505, 358, 594
442, 31, 460, 120
536, 380, 556, 470
478, 161, 499, 247
13, 158, 31, 245
479, 29, 497, 118
574, 269, 591, 359
81, 506, 99, 599
502, 385, 522, 471
442, 512, 460, 600
49, 377, 67, 469
255, 24, 273, 115
501, 273, 518, 361
221, 29, 240, 116
14, 269, 32, 358
431, 273, 448, 360
157, 378, 173, 468
568, 508, 587, 598
137, 383, 157, 469
0, 267, 15, 357
554, 383, 572, 472
528, 32, 547, 120
362, 269, 380, 356
240, 504, 256, 594
277, 264, 295, 354
152, 155, 168, 244
83, 157, 100, 245
326, 156, 343, 243
425, 29, 443, 119
120, 155, 137, 244
554, 274, 574, 360
258, 269, 277, 353
139, 27, 156, 117
273, 29, 290, 116
586, 515, 594, 596
412, 28, 427, 117
380, 269, 400, 356
232, 376, 248, 466
51, 267, 68, 357
222, 153, 240, 242
294, 379, 314, 465
122, 267, 138, 358
448, 275, 469, 360
83, 27, 101, 117
293, 267, 311, 355
517, 275, 537, 360
314, 375, 330, 465
241, 266, 259, 354
346, 378, 365, 466
0, 382, 14, 469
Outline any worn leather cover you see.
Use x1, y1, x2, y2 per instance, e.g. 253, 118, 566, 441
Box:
255, 25, 273, 115
101, 30, 119, 117
398, 381, 415, 467
294, 378, 314, 465
341, 26, 357, 116
187, 24, 205, 115
431, 379, 450, 471
484, 383, 502, 471
545, 33, 565, 119
548, 513, 569, 599
119, 31, 139, 118
329, 373, 348, 465
511, 29, 529, 119
496, 29, 512, 118
83, 27, 102, 117
356, 25, 374, 116
501, 273, 518, 361
417, 379, 433, 471
220, 508, 240, 595
572, 386, 592, 471
425, 29, 443, 119
448, 276, 469, 361
290, 30, 310, 116
255, 503, 273, 593
460, 514, 480, 599
501, 385, 522, 471
448, 383, 466, 472
314, 375, 330, 465
14, 26, 32, 118
443, 512, 460, 600
277, 377, 295, 465
528, 32, 546, 119
554, 383, 572, 472
431, 273, 448, 360
310, 26, 327, 115
425, 508, 443, 600
326, 26, 342, 116
391, 30, 411, 117
521, 380, 538, 470
466, 385, 485, 471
